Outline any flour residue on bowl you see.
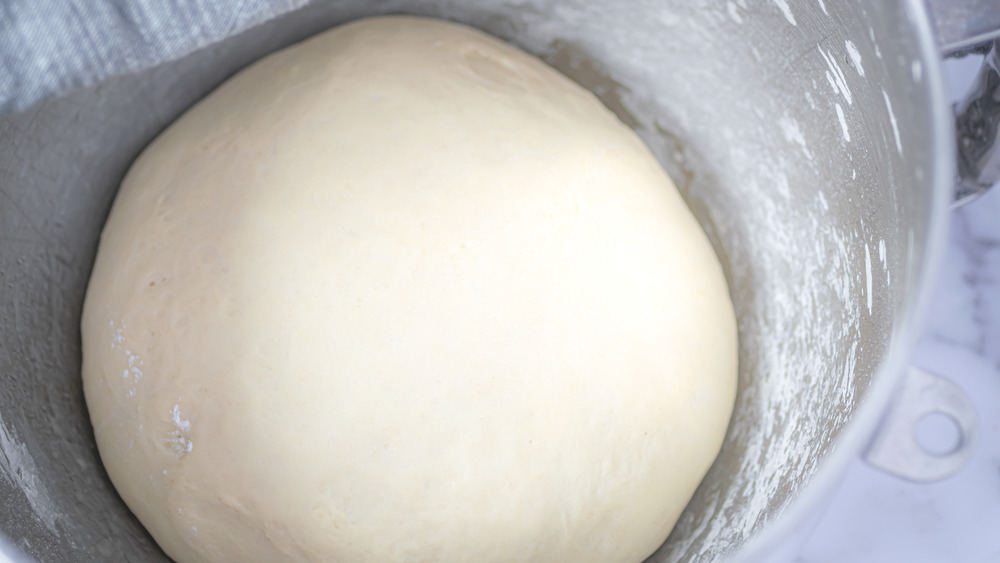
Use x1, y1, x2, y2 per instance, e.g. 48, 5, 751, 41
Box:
0, 413, 60, 534
845, 40, 865, 77
882, 88, 903, 154
820, 47, 854, 105
836, 103, 851, 142
770, 0, 796, 25
865, 243, 874, 314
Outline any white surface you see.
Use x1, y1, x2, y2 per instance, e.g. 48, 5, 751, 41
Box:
796, 56, 1000, 563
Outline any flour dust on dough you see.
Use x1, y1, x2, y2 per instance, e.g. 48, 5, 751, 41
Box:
81, 16, 737, 563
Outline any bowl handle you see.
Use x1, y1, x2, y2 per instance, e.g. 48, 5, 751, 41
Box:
863, 367, 977, 482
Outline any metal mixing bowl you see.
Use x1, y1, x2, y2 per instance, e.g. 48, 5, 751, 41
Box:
1, 0, 996, 561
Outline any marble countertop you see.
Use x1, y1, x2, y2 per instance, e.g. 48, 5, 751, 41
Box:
795, 57, 1000, 563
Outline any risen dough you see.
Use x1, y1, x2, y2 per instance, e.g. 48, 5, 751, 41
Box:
82, 16, 737, 563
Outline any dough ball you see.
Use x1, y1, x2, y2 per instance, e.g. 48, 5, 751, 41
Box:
81, 16, 737, 563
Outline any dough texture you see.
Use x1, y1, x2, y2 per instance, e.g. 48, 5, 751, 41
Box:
82, 16, 737, 563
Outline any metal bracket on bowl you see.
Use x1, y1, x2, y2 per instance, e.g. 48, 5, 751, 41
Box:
863, 367, 977, 482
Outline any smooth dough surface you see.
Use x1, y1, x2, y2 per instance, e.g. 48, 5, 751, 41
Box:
82, 16, 737, 563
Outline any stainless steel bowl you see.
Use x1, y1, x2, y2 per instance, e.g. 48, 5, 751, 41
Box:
1, 0, 997, 561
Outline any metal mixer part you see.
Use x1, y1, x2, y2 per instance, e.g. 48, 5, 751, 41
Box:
926, 0, 1000, 55
922, 0, 1000, 205
0, 0, 991, 562
953, 40, 1000, 205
